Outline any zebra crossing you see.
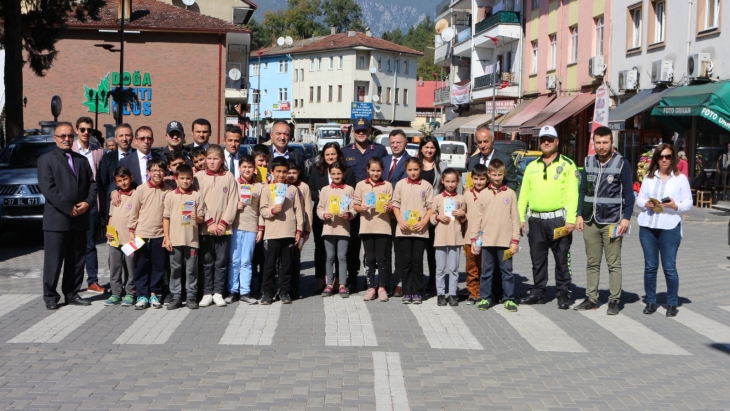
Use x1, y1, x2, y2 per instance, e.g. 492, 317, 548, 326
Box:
3, 293, 730, 357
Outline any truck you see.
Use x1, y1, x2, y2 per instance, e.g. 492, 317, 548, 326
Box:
314, 124, 346, 151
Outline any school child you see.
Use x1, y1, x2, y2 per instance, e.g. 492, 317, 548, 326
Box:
353, 158, 393, 302
259, 157, 304, 305
226, 155, 263, 305
104, 166, 137, 306
316, 161, 356, 298
251, 143, 272, 183
162, 164, 205, 310
194, 145, 238, 308
160, 150, 186, 299
286, 158, 311, 299
430, 168, 466, 306
391, 158, 434, 304
128, 158, 173, 309
191, 147, 207, 172
463, 164, 489, 304
250, 144, 271, 297
470, 159, 520, 312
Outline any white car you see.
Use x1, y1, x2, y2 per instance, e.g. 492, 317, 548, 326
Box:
438, 140, 468, 171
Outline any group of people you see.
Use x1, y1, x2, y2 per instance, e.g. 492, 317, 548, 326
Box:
38, 115, 691, 317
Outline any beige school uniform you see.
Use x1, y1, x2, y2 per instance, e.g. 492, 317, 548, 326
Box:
470, 185, 521, 248
430, 193, 466, 247
193, 169, 238, 235
353, 179, 393, 236
316, 184, 357, 237
293, 181, 313, 234
462, 188, 487, 245
232, 178, 265, 233
128, 181, 173, 239
391, 179, 434, 238
109, 190, 135, 245
259, 183, 304, 240
163, 188, 204, 248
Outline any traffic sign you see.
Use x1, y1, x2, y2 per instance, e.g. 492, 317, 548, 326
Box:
350, 102, 373, 120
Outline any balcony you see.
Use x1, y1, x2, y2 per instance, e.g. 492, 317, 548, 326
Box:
434, 86, 450, 105
474, 72, 516, 90
455, 26, 471, 44
474, 11, 521, 46
436, 0, 450, 15
434, 43, 452, 65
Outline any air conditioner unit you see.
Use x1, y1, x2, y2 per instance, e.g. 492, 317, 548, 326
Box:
651, 60, 674, 84
588, 55, 606, 77
688, 53, 712, 80
618, 69, 639, 91
264, 110, 272, 117
546, 75, 557, 90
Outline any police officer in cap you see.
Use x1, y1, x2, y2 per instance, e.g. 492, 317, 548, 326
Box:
574, 126, 634, 315
159, 120, 191, 163
517, 125, 579, 309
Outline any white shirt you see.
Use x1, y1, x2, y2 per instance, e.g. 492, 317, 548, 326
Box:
226, 151, 239, 179
118, 149, 131, 162
273, 148, 289, 159
77, 142, 95, 171
636, 171, 692, 236
194, 142, 210, 150
137, 150, 152, 182
480, 150, 495, 167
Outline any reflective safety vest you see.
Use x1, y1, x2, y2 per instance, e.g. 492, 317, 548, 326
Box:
583, 153, 624, 224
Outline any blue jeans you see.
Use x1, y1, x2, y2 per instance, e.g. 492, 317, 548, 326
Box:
639, 224, 681, 306
228, 229, 257, 295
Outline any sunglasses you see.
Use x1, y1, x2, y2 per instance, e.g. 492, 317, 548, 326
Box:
54, 134, 74, 140
78, 127, 93, 133
168, 134, 182, 139
659, 154, 673, 160
137, 136, 153, 142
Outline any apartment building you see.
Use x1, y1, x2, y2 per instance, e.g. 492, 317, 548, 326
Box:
248, 45, 294, 136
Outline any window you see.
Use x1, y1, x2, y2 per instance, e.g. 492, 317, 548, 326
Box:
339, 55, 343, 69
279, 60, 288, 73
300, 69, 304, 81
356, 85, 366, 102
279, 88, 287, 101
294, 70, 298, 82
262, 89, 267, 97
294, 100, 298, 108
548, 34, 557, 70
251, 63, 260, 76
569, 26, 578, 64
404, 60, 409, 74
310, 58, 315, 71
630, 7, 642, 48
338, 85, 342, 102
377, 57, 382, 71
377, 87, 382, 102
317, 57, 322, 70
317, 86, 321, 102
386, 87, 392, 104
704, 0, 720, 30
328, 86, 333, 102
387, 58, 392, 72
252, 90, 260, 104
395, 88, 399, 104
531, 41, 538, 74
403, 89, 408, 105
505, 51, 513, 72
329, 57, 334, 70
532, 0, 539, 9
263, 62, 268, 69
300, 99, 304, 108
309, 87, 314, 102
395, 59, 400, 73
357, 55, 367, 70
654, 1, 665, 42
595, 16, 604, 55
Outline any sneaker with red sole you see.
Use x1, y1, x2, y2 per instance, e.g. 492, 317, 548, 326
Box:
87, 283, 107, 293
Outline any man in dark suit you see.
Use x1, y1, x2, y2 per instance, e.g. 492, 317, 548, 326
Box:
119, 126, 158, 186
98, 124, 135, 220
184, 118, 212, 152
467, 126, 518, 190
382, 130, 412, 297
37, 122, 97, 310
269, 120, 305, 179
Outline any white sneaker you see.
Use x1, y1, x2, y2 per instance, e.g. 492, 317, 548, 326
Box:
213, 293, 227, 307
199, 294, 214, 307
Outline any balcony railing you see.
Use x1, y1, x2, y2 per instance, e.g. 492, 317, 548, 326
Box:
474, 11, 520, 36
474, 72, 516, 90
436, 0, 450, 15
434, 43, 451, 64
455, 26, 471, 44
434, 86, 450, 104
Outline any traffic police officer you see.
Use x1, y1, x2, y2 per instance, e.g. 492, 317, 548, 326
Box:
341, 117, 388, 292
574, 126, 634, 315
517, 125, 579, 309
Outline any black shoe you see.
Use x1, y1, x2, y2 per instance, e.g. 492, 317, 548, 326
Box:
643, 303, 658, 314
448, 295, 458, 306
280, 293, 292, 304
465, 297, 477, 305
557, 291, 571, 310
224, 293, 240, 304
67, 295, 91, 306
606, 300, 620, 315
519, 294, 546, 305
666, 305, 679, 317
46, 301, 59, 310
437, 295, 447, 306
573, 298, 597, 311
167, 295, 182, 310
260, 294, 273, 305
163, 294, 173, 305
186, 297, 199, 310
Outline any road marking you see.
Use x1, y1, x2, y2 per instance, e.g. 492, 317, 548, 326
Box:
219, 304, 281, 345
114, 309, 190, 344
324, 296, 377, 346
0, 294, 38, 319
493, 305, 588, 352
373, 351, 410, 411
8, 303, 105, 344
579, 309, 691, 355
408, 298, 483, 350
662, 306, 730, 350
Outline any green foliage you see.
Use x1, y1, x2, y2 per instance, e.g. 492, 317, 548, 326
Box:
321, 0, 367, 33
382, 17, 441, 81
246, 18, 272, 51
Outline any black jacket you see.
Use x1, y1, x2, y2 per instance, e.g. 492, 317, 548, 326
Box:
98, 148, 136, 217
467, 149, 518, 191
37, 147, 97, 232
270, 146, 306, 179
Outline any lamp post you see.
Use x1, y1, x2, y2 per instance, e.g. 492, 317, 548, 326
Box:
116, 0, 126, 125
256, 50, 263, 143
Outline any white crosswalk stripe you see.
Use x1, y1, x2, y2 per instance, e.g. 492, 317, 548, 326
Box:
0, 294, 38, 319
324, 296, 377, 346
661, 306, 730, 350
579, 309, 691, 355
408, 298, 483, 350
493, 305, 588, 352
8, 303, 105, 344
114, 309, 190, 344
373, 351, 410, 411
219, 304, 281, 345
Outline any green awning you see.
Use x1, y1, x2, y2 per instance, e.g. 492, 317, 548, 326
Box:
651, 81, 730, 133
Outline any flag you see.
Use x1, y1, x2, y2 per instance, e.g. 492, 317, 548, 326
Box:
589, 84, 610, 155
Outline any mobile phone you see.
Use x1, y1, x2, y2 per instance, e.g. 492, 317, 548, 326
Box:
661, 197, 671, 203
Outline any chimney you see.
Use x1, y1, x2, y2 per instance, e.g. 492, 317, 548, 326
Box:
118, 0, 131, 21
365, 29, 372, 37
418, 77, 424, 86
331, 26, 336, 35
348, 30, 356, 37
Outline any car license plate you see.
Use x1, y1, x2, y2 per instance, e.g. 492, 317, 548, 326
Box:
3, 198, 40, 206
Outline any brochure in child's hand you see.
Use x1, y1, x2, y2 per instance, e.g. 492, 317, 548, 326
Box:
444, 198, 456, 219
106, 225, 119, 247
257, 166, 268, 183
274, 183, 287, 205
407, 210, 421, 230
240, 184, 252, 204
121, 237, 145, 257
463, 172, 474, 189
329, 195, 341, 215
364, 192, 377, 208
339, 195, 351, 211
181, 200, 195, 226
375, 193, 390, 213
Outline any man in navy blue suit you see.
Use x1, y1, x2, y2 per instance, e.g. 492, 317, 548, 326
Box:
382, 130, 411, 297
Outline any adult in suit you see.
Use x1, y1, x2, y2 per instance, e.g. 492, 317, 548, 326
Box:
98, 123, 135, 220
382, 130, 412, 297
72, 117, 106, 293
269, 120, 306, 179
467, 126, 518, 190
184, 118, 212, 152
119, 126, 159, 186
38, 122, 97, 309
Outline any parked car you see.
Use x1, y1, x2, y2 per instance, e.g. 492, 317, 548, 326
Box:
438, 140, 468, 171
493, 140, 527, 156
511, 150, 543, 193
0, 135, 56, 233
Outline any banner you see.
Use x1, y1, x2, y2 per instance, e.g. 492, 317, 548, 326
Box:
589, 84, 610, 155
451, 81, 471, 105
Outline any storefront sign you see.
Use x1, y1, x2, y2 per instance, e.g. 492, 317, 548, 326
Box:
485, 100, 515, 114
701, 107, 730, 132
83, 71, 153, 116
278, 101, 290, 111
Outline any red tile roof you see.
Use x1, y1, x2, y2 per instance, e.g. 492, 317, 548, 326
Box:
253, 32, 422, 56
67, 0, 249, 33
416, 81, 441, 108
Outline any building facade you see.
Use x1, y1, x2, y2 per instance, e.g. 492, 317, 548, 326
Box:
248, 48, 294, 137
160, 0, 256, 25
413, 79, 446, 135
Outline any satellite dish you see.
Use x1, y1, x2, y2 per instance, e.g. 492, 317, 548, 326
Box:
228, 68, 242, 81
440, 27, 454, 42
182, 0, 195, 6
434, 34, 443, 47
277, 37, 285, 46
285, 36, 293, 46
372, 95, 380, 103
435, 19, 449, 34
369, 65, 377, 74
374, 106, 382, 113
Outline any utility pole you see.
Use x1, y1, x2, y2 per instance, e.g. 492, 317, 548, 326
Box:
116, 0, 126, 125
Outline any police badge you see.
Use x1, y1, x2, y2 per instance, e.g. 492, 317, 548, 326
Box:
555, 166, 563, 180
607, 175, 614, 184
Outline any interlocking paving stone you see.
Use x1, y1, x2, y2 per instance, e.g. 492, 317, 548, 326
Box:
372, 351, 409, 411
492, 304, 588, 352
0, 294, 37, 319
660, 306, 730, 350
219, 303, 281, 345
407, 298, 483, 350
8, 303, 105, 343
324, 296, 377, 346
114, 308, 190, 344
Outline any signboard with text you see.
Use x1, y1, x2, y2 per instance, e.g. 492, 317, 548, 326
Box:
485, 100, 515, 114
350, 102, 373, 119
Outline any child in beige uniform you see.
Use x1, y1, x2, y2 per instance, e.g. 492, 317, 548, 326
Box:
104, 166, 136, 307
462, 164, 489, 304
430, 168, 466, 306
287, 158, 311, 299
391, 158, 434, 304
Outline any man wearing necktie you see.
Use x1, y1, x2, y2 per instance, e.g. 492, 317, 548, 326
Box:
37, 122, 97, 310
224, 125, 243, 179
99, 124, 136, 224
382, 130, 411, 297
467, 127, 517, 190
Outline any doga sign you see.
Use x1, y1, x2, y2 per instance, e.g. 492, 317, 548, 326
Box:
83, 71, 153, 117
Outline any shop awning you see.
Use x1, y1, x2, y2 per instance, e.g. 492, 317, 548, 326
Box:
499, 94, 556, 133
533, 92, 596, 132
519, 95, 577, 135
431, 116, 472, 136
651, 81, 730, 133
459, 113, 497, 133
373, 126, 422, 137
608, 87, 672, 131
493, 99, 532, 130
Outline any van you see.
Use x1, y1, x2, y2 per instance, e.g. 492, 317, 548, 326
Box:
439, 140, 468, 171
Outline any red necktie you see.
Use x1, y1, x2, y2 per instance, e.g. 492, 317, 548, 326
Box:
388, 157, 398, 180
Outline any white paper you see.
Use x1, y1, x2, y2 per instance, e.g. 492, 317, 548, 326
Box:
121, 237, 145, 256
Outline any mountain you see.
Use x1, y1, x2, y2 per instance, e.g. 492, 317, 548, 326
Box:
252, 0, 441, 36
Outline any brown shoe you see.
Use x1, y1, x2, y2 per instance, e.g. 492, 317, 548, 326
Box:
87, 283, 107, 293
392, 286, 403, 298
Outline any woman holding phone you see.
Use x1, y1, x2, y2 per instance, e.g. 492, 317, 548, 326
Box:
635, 144, 692, 317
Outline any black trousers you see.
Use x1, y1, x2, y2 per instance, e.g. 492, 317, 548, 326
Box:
389, 219, 403, 291
527, 216, 573, 296
400, 237, 427, 295
43, 230, 85, 304
425, 224, 436, 291
200, 235, 230, 295
251, 241, 265, 297
290, 245, 301, 297
346, 217, 362, 291
134, 237, 166, 297
312, 203, 326, 280
362, 234, 392, 288
262, 238, 295, 296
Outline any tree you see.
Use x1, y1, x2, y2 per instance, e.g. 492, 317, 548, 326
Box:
321, 0, 367, 33
0, 0, 104, 140
246, 18, 272, 51
382, 17, 440, 81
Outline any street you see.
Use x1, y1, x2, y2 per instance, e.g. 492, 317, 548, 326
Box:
0, 209, 729, 411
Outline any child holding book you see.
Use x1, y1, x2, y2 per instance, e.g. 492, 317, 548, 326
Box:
104, 166, 137, 306
250, 144, 271, 297
463, 164, 489, 304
